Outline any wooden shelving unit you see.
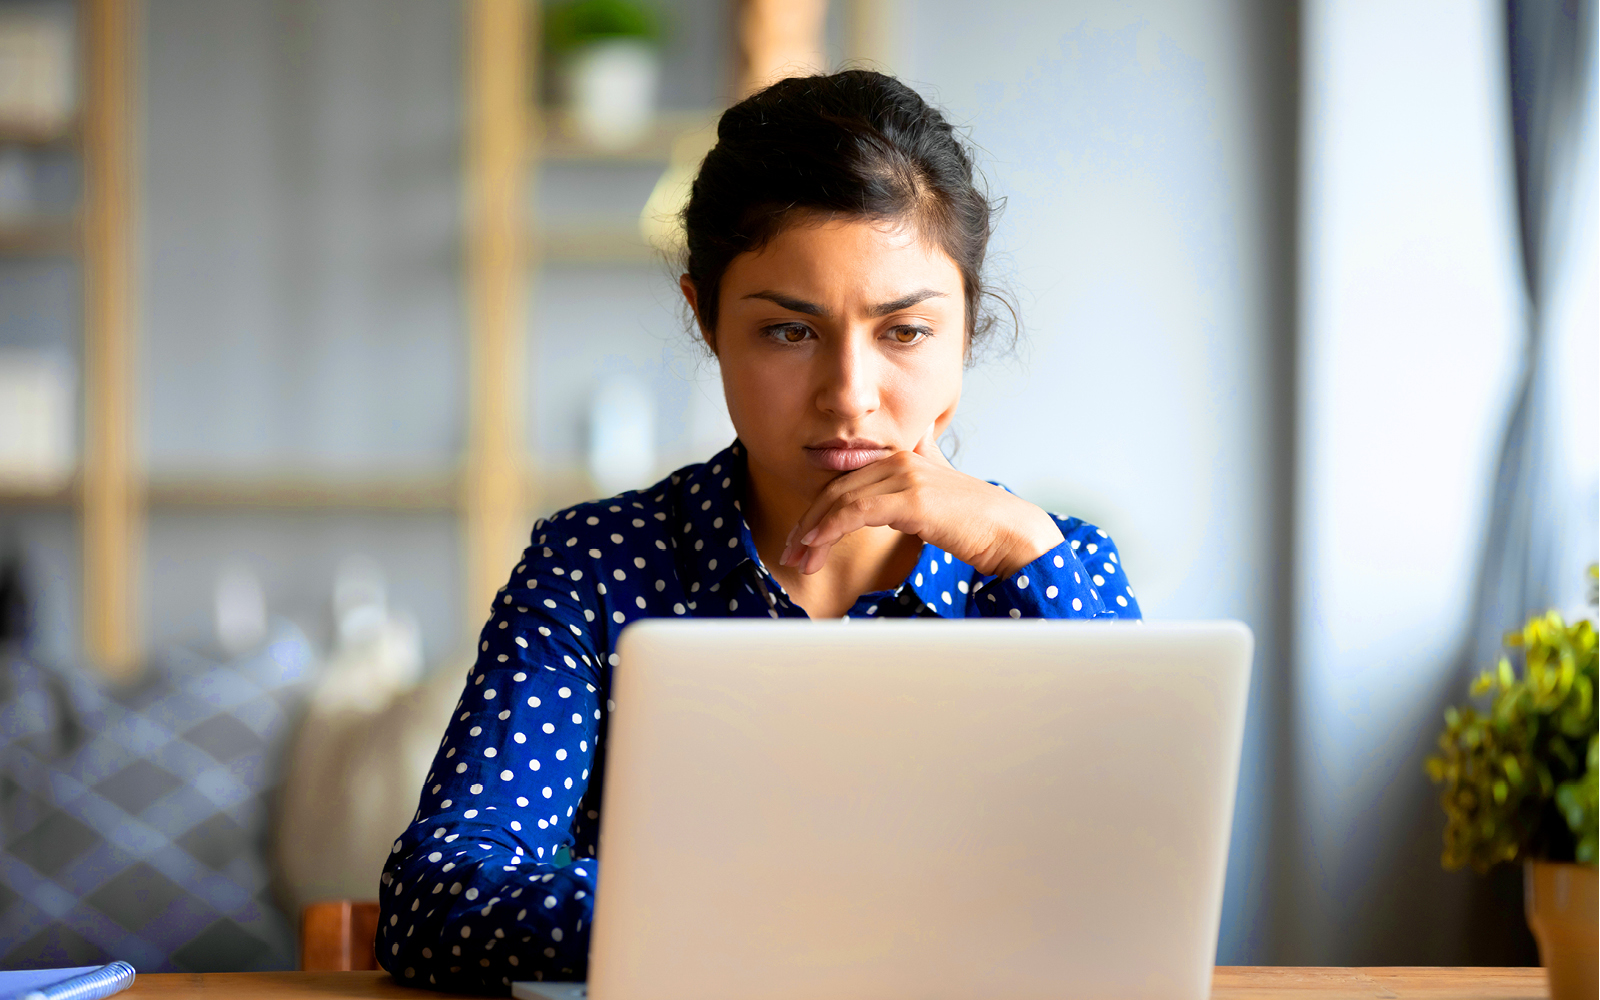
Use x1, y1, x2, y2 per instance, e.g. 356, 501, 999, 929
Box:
538, 108, 717, 163
1, 0, 845, 669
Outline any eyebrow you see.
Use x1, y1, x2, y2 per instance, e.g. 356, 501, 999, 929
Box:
741, 288, 948, 318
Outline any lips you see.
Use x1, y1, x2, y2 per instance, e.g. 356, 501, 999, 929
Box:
804, 439, 891, 472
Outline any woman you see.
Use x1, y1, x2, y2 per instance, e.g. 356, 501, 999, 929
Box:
377, 70, 1140, 992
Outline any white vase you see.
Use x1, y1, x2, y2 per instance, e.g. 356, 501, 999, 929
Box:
565, 39, 661, 151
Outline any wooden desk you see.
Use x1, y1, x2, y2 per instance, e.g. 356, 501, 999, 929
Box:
119, 967, 1546, 999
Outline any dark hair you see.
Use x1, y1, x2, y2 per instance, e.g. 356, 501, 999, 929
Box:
681, 70, 1012, 354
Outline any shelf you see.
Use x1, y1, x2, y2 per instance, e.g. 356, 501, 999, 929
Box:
536, 108, 718, 163
0, 466, 606, 515
0, 475, 74, 506
146, 473, 461, 511
538, 224, 663, 264
0, 217, 78, 255
0, 119, 79, 147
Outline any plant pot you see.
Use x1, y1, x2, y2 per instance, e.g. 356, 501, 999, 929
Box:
1524, 860, 1597, 1000
561, 39, 660, 150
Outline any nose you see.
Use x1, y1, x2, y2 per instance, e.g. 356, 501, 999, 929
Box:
813, 333, 879, 421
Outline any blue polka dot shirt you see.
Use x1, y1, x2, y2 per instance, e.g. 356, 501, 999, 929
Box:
377, 441, 1141, 992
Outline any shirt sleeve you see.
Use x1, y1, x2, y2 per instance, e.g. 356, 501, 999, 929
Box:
968, 514, 1143, 620
377, 526, 608, 993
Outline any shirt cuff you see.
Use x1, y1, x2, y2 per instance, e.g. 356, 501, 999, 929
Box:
973, 538, 1119, 619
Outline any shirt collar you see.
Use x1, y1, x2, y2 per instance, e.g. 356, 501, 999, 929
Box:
673, 440, 976, 618
673, 441, 767, 594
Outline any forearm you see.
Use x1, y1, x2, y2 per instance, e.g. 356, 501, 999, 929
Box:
378, 848, 597, 992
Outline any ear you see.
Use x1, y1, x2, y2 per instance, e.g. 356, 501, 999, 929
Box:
679, 274, 716, 354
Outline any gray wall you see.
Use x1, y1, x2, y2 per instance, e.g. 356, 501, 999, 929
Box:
893, 0, 1299, 963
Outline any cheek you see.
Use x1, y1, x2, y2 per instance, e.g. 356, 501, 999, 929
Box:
717, 346, 805, 432
886, 341, 963, 424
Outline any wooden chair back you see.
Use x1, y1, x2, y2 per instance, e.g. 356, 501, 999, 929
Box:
300, 900, 381, 971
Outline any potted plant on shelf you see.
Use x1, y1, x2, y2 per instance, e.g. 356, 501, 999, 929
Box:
1427, 568, 1597, 1000
545, 0, 664, 151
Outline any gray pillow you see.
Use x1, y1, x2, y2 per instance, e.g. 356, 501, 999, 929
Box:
0, 624, 314, 971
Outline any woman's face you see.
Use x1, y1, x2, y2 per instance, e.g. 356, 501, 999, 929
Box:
686, 214, 967, 502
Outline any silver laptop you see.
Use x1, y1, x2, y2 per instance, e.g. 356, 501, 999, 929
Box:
516, 619, 1252, 1000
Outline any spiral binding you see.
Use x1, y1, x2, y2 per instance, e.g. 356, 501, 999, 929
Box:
21, 961, 136, 1000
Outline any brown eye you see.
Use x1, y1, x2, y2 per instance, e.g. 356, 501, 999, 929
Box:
783, 326, 808, 343
892, 326, 928, 344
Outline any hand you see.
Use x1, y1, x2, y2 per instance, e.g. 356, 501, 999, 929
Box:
778, 423, 1066, 578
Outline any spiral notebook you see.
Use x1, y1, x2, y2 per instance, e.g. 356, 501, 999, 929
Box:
0, 963, 135, 1000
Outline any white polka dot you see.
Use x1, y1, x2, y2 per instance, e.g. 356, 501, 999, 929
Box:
527, 696, 540, 707
1009, 608, 1022, 619
500, 770, 513, 781
542, 723, 555, 733
1046, 585, 1058, 598
1053, 555, 1064, 568
1072, 598, 1083, 611
514, 732, 526, 743
542, 787, 553, 798
1093, 575, 1105, 586
1017, 575, 1029, 589
544, 895, 558, 908
484, 747, 497, 758
1087, 543, 1098, 554
1104, 562, 1116, 574
673, 603, 686, 614
612, 569, 626, 581
612, 611, 625, 623
610, 533, 624, 544
1117, 595, 1129, 607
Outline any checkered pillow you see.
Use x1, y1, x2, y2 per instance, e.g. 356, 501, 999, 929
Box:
0, 625, 315, 971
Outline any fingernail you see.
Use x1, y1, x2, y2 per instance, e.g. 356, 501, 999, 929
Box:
779, 543, 792, 565
800, 528, 818, 546
785, 525, 796, 547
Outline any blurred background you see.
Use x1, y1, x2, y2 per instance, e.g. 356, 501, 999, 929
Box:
0, 0, 1594, 974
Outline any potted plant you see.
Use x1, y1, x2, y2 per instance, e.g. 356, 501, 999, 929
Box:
1427, 569, 1597, 1000
544, 0, 664, 151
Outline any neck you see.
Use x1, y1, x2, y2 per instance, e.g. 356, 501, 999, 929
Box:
742, 452, 921, 618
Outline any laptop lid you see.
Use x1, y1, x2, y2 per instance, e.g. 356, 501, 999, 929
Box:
583, 619, 1252, 1000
